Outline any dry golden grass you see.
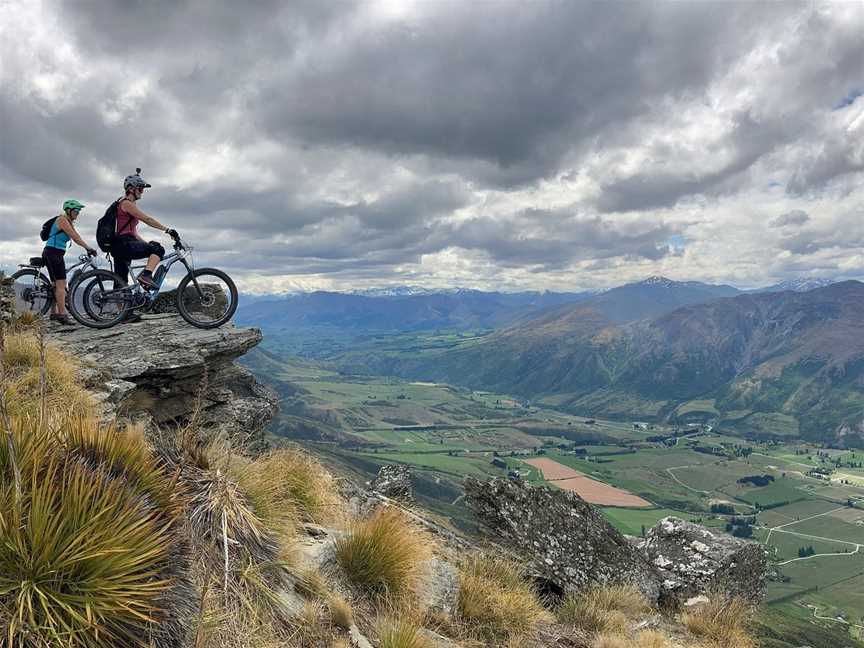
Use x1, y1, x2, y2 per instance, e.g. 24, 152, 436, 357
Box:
243, 448, 342, 523
1, 329, 93, 419
335, 506, 434, 604
681, 596, 755, 648
633, 629, 673, 648
376, 617, 435, 648
330, 640, 351, 648
456, 554, 549, 642
557, 584, 651, 636
294, 567, 329, 600
328, 594, 354, 629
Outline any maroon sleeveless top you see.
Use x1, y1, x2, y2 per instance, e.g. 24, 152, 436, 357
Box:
115, 200, 139, 237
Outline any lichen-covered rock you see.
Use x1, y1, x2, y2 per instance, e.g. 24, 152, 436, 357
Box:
0, 276, 14, 325
46, 313, 277, 449
640, 517, 767, 604
369, 463, 414, 503
464, 476, 662, 601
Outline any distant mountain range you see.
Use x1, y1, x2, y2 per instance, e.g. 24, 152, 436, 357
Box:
236, 288, 595, 332
350, 281, 864, 445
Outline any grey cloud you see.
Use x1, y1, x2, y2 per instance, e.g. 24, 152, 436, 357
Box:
786, 137, 864, 195
770, 209, 809, 227
444, 211, 678, 270
596, 111, 794, 213
256, 2, 786, 184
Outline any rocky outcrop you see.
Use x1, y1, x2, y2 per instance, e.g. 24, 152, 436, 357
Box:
464, 476, 663, 601
639, 517, 767, 604
46, 313, 277, 449
464, 478, 768, 608
0, 276, 13, 325
369, 463, 414, 503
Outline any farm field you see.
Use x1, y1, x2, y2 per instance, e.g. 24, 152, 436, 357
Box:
245, 347, 864, 641
524, 457, 652, 507
600, 507, 702, 536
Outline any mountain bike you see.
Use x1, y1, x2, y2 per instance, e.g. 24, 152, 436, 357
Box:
69, 233, 238, 329
10, 253, 102, 318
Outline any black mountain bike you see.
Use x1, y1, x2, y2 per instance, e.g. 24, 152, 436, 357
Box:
70, 234, 237, 329
10, 253, 102, 317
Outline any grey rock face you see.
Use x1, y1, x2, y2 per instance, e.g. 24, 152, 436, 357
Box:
46, 313, 277, 448
369, 463, 414, 503
464, 476, 662, 601
640, 517, 767, 604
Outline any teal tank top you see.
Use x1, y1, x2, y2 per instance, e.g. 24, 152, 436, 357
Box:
46, 218, 70, 250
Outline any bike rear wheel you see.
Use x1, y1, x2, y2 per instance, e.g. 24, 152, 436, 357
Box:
10, 269, 53, 316
176, 268, 238, 329
71, 269, 132, 329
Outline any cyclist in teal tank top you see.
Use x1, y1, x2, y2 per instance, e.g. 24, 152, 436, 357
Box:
41, 200, 98, 325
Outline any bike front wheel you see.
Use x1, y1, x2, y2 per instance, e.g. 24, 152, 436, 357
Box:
71, 269, 132, 329
176, 268, 238, 329
10, 269, 53, 316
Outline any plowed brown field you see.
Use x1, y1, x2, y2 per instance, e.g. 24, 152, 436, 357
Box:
524, 457, 652, 508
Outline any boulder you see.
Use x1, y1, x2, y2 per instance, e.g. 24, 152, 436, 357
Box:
369, 463, 414, 503
639, 517, 767, 604
464, 476, 662, 601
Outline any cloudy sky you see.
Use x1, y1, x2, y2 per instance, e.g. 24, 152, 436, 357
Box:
2, 0, 863, 293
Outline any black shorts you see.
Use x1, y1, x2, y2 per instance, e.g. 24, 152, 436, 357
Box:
42, 247, 66, 281
112, 235, 166, 283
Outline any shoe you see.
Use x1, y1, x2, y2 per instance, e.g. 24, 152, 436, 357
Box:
137, 271, 157, 291
121, 313, 143, 324
49, 314, 75, 326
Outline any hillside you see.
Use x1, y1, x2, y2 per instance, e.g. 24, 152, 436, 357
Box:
1, 296, 789, 648
355, 281, 864, 444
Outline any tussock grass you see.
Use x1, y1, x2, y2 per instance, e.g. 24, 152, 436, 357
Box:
376, 618, 434, 648
328, 594, 354, 629
681, 596, 755, 648
0, 415, 177, 647
592, 629, 674, 648
557, 584, 650, 635
1, 329, 93, 419
335, 506, 433, 603
233, 447, 342, 530
456, 554, 549, 642
633, 629, 673, 648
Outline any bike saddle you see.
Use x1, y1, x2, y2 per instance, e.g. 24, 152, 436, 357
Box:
29, 257, 45, 267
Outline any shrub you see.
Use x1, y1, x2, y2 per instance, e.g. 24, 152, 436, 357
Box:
456, 554, 548, 642
0, 415, 176, 647
681, 596, 755, 648
335, 506, 433, 603
556, 584, 650, 635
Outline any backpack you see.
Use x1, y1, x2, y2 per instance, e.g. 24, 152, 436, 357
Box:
96, 199, 123, 253
40, 216, 59, 242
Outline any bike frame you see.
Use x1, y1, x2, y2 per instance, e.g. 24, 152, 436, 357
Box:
122, 243, 195, 302
18, 254, 100, 288
93, 240, 205, 317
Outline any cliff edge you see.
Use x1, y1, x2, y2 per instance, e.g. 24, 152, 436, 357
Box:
46, 313, 277, 448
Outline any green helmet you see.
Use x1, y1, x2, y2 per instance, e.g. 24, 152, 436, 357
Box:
63, 199, 85, 211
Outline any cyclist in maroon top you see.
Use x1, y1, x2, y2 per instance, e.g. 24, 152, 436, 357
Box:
112, 170, 179, 289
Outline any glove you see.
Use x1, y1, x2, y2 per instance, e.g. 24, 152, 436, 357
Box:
86, 247, 98, 257
166, 228, 180, 239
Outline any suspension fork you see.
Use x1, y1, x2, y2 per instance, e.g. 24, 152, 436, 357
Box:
180, 258, 205, 296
